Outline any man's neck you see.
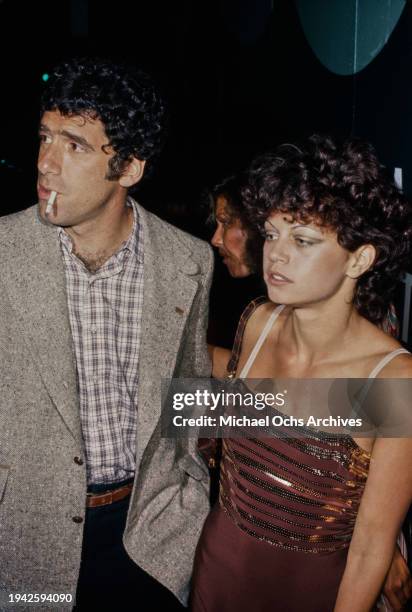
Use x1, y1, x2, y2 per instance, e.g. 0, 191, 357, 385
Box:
65, 199, 134, 272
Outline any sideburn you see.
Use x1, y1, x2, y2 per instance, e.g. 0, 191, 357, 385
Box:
102, 146, 129, 181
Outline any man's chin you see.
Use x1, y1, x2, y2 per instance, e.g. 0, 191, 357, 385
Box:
38, 202, 63, 225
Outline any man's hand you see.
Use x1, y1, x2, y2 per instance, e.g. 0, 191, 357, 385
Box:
382, 546, 412, 610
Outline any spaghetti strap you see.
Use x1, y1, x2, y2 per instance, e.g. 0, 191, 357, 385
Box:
227, 297, 269, 377
354, 347, 410, 408
238, 305, 285, 379
367, 347, 410, 379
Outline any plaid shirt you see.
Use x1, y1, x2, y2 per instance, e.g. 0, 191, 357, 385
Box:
59, 198, 144, 484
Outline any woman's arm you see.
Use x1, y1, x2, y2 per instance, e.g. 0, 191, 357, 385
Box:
207, 344, 231, 378
334, 437, 412, 611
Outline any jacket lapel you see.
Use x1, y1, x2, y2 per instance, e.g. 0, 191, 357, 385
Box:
2, 203, 201, 459
2, 207, 82, 444
135, 205, 200, 467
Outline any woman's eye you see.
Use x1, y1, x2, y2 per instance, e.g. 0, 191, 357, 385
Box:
264, 231, 278, 241
294, 237, 314, 247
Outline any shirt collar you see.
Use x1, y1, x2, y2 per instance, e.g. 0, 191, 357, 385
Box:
57, 196, 144, 265
125, 197, 144, 264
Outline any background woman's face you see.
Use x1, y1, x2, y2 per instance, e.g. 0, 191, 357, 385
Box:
211, 196, 251, 278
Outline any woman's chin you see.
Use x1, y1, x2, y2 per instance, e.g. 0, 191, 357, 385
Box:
266, 285, 299, 306
232, 271, 251, 279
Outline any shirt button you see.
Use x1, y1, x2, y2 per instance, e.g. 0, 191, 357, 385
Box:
90, 325, 97, 333
72, 516, 83, 524
74, 456, 84, 466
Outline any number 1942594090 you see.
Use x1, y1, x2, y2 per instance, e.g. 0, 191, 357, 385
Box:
8, 593, 73, 604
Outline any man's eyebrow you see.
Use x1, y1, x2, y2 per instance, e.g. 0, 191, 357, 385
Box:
39, 123, 51, 133
60, 130, 95, 151
38, 124, 95, 151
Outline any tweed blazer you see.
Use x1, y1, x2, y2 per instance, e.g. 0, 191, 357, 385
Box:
0, 202, 213, 610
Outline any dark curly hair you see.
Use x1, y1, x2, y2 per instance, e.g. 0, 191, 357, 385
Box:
40, 57, 166, 179
206, 174, 263, 274
242, 134, 412, 324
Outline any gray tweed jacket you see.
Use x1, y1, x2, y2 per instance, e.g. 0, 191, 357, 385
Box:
0, 202, 213, 611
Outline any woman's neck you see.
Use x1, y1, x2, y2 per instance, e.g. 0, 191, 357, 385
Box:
279, 298, 361, 367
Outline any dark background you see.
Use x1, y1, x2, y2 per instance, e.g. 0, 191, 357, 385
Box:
1, 0, 412, 581
0, 0, 411, 347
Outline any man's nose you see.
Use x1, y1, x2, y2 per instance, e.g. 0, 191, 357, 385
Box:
211, 225, 223, 248
37, 142, 62, 176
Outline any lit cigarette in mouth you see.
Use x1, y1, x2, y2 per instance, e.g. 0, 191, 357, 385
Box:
45, 190, 57, 215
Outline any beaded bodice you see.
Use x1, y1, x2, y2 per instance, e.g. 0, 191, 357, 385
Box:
219, 430, 370, 553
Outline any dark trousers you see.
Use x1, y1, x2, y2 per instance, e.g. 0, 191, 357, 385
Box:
74, 489, 185, 611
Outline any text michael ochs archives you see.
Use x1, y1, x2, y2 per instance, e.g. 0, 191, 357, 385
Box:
170, 389, 363, 429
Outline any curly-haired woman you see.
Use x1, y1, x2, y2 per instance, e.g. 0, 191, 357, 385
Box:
191, 135, 412, 611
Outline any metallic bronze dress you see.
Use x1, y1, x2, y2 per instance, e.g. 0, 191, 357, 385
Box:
191, 299, 371, 612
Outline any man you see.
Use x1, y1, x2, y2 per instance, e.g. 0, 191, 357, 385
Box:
0, 58, 213, 610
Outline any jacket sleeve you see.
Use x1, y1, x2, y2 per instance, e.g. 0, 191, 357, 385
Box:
181, 242, 214, 379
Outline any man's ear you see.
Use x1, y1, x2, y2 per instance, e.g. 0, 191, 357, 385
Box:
119, 157, 146, 188
346, 244, 376, 279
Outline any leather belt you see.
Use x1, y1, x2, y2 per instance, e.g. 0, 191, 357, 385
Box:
86, 482, 133, 508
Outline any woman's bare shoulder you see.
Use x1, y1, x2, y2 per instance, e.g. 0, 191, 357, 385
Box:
377, 352, 412, 378
234, 302, 279, 375
244, 301, 278, 335
241, 301, 288, 349
356, 318, 412, 377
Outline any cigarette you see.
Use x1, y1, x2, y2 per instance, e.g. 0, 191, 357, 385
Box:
45, 190, 57, 215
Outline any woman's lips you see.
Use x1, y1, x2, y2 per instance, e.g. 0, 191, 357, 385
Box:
218, 250, 230, 264
266, 271, 293, 285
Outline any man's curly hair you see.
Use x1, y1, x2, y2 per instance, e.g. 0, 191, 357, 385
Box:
40, 57, 166, 179
242, 134, 412, 325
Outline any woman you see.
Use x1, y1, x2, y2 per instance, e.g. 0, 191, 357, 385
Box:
192, 135, 412, 611
207, 175, 266, 358
210, 174, 263, 278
